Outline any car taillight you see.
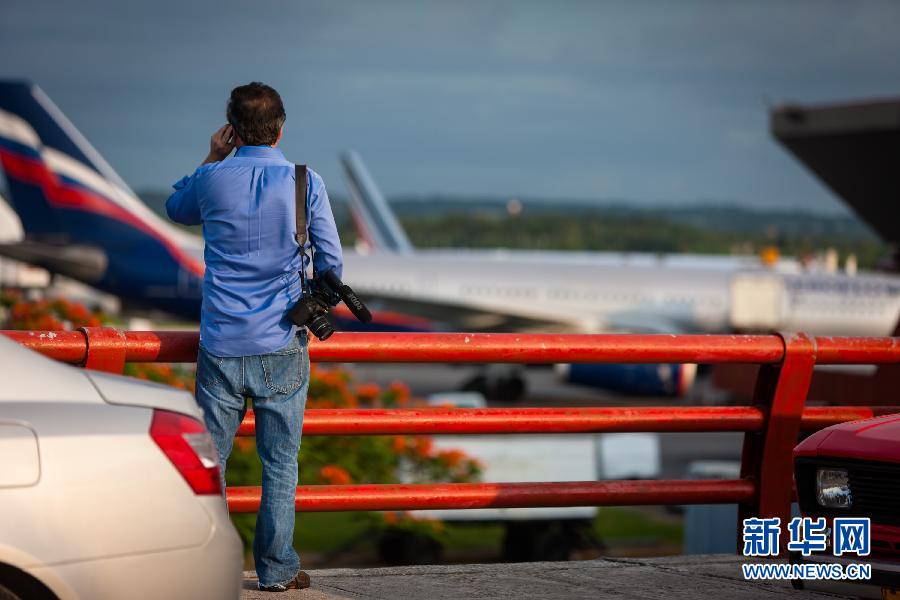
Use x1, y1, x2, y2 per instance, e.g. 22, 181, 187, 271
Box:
150, 409, 221, 495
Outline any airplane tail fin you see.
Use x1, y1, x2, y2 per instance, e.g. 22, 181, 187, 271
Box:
339, 150, 413, 254
0, 80, 202, 286
0, 81, 74, 239
0, 80, 182, 242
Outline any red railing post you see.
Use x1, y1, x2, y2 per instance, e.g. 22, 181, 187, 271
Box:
738, 332, 816, 554
78, 326, 127, 373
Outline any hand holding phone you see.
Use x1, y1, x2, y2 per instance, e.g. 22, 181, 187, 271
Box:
206, 124, 235, 163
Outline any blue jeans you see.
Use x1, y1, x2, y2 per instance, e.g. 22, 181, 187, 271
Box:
195, 333, 309, 587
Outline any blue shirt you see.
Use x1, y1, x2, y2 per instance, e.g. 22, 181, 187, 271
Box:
166, 145, 343, 357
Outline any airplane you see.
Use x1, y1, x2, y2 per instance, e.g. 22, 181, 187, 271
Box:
1, 80, 898, 399
0, 81, 205, 316
338, 151, 900, 339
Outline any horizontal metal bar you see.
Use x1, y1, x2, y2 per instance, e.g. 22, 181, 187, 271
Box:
226, 479, 756, 513
123, 330, 197, 363
7, 331, 900, 364
0, 330, 88, 363
238, 406, 767, 436
235, 405, 897, 436
800, 406, 898, 429
3, 330, 790, 364
813, 335, 900, 365
305, 332, 788, 364
4, 329, 899, 365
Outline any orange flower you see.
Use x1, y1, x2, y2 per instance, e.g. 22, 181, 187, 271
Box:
340, 391, 359, 408
437, 449, 466, 468
355, 383, 381, 400
318, 464, 352, 485
383, 511, 399, 525
388, 381, 411, 405
233, 437, 255, 453
35, 314, 64, 330
392, 436, 406, 454
7, 297, 102, 331
308, 398, 335, 409
413, 437, 433, 458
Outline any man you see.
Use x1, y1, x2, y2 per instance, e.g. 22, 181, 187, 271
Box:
166, 82, 342, 592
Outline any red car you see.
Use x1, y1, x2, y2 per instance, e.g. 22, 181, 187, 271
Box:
793, 413, 900, 599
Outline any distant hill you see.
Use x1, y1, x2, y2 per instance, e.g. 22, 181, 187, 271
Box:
139, 190, 878, 241
138, 190, 888, 266
386, 196, 879, 241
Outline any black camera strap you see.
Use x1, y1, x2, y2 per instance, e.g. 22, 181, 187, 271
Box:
295, 164, 310, 292
295, 164, 308, 246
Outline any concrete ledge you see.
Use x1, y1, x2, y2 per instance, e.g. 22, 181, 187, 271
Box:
241, 555, 851, 599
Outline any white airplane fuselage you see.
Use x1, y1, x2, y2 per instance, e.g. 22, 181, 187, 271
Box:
344, 250, 900, 336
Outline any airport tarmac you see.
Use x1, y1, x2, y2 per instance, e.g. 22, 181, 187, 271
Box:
346, 363, 744, 479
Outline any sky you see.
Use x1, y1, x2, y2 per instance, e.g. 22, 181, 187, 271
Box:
2, 0, 899, 214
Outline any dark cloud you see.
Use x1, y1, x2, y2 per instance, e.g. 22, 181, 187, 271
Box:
2, 0, 899, 213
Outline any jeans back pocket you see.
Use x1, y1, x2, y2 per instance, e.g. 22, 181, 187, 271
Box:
198, 346, 228, 388
260, 346, 303, 394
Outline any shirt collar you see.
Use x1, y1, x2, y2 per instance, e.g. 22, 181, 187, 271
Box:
235, 145, 285, 159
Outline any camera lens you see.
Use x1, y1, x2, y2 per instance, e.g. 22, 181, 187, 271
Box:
308, 314, 334, 340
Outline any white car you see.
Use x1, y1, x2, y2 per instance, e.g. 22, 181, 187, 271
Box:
0, 336, 242, 600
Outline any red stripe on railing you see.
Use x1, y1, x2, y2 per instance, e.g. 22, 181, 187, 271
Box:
304, 332, 789, 364
2, 330, 790, 365
1, 329, 88, 363
226, 479, 757, 513
4, 329, 899, 366
813, 335, 900, 365
800, 405, 898, 429
234, 405, 898, 437
238, 406, 766, 436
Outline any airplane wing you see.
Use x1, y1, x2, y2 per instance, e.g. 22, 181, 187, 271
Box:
354, 290, 688, 334
357, 292, 585, 333
0, 241, 107, 282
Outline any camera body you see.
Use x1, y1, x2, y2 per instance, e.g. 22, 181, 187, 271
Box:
287, 270, 371, 340
287, 292, 334, 340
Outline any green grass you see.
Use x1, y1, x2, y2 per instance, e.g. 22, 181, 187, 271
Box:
296, 512, 375, 554
441, 522, 506, 551
232, 512, 376, 556
593, 507, 682, 545
236, 506, 683, 559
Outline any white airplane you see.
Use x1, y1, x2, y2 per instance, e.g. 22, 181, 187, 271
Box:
338, 151, 900, 339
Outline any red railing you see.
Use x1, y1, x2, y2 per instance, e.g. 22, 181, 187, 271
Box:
4, 327, 899, 546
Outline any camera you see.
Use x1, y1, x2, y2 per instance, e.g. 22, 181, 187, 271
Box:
287, 270, 372, 340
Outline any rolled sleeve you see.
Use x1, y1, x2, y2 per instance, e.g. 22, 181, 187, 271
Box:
307, 170, 343, 279
166, 172, 202, 226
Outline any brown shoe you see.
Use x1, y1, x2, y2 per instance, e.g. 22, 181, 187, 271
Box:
258, 570, 311, 592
